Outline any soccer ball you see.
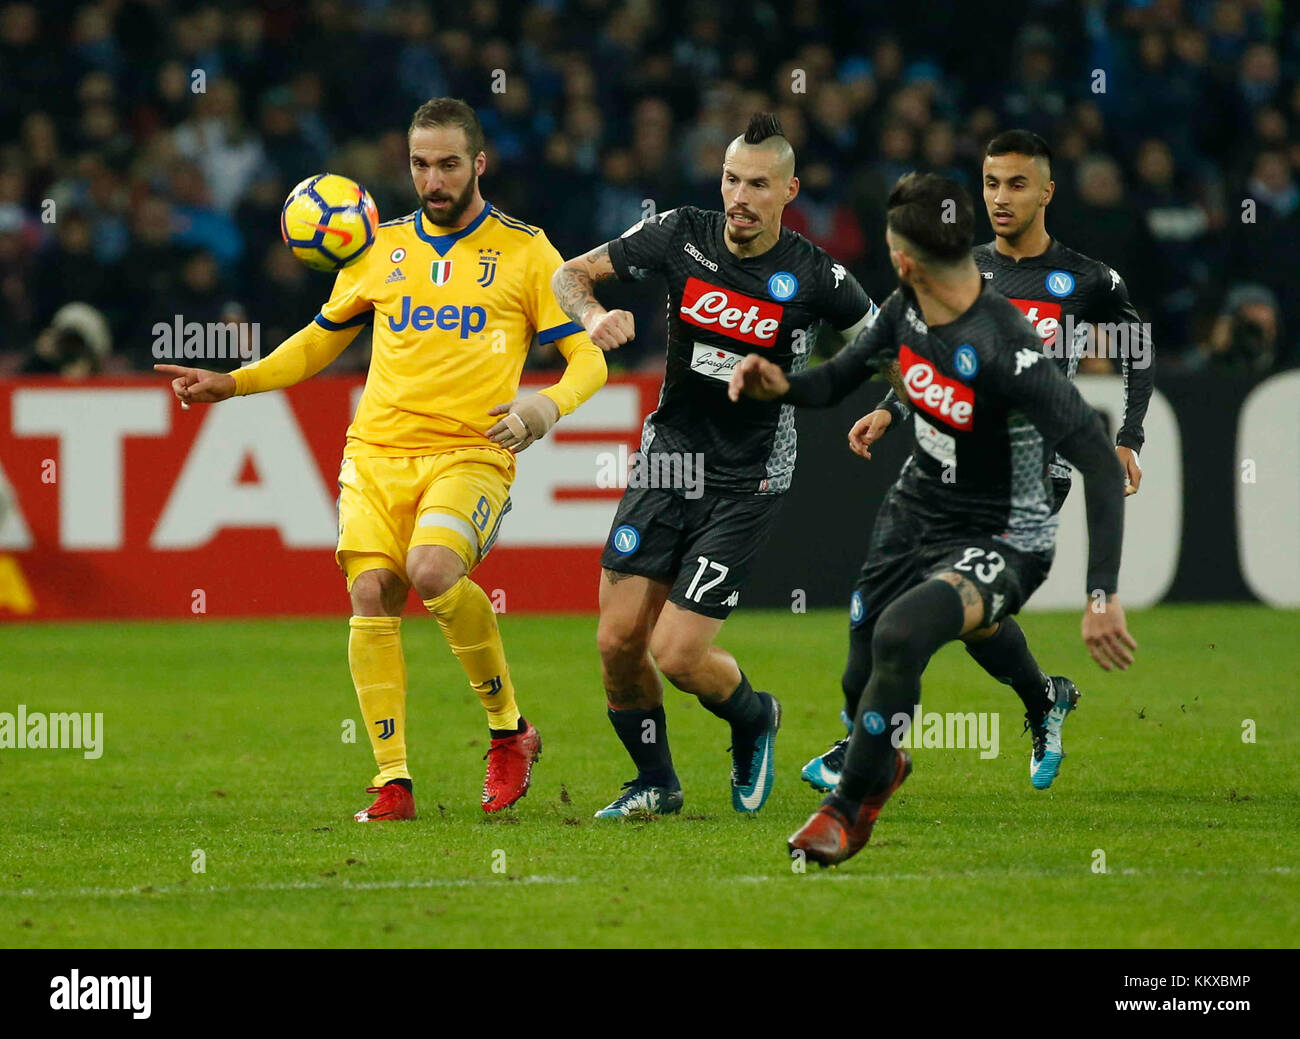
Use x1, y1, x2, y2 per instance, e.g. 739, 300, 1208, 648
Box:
280, 173, 379, 272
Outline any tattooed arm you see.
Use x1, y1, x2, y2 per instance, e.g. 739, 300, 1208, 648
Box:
551, 244, 636, 351
879, 359, 905, 401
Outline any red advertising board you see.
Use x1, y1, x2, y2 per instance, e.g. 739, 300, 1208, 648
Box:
0, 376, 662, 620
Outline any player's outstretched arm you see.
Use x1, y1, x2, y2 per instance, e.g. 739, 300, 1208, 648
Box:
158, 320, 363, 407
1056, 417, 1138, 671
552, 244, 635, 351
153, 365, 236, 409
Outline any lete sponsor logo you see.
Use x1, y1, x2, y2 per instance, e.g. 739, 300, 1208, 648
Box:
899, 344, 975, 431
679, 277, 782, 347
1007, 297, 1062, 346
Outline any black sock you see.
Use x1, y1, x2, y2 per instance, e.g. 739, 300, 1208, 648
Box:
489, 716, 528, 739
607, 705, 678, 788
841, 617, 877, 727
823, 790, 859, 820
701, 672, 764, 734
963, 617, 1053, 721
384, 778, 413, 793
840, 580, 964, 803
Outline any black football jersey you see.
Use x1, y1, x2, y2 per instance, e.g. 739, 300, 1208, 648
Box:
786, 285, 1107, 556
972, 239, 1153, 458
607, 206, 875, 496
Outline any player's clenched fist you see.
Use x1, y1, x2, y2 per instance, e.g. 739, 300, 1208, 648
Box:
848, 408, 893, 460
584, 308, 635, 351
487, 392, 561, 454
154, 364, 236, 409
727, 353, 789, 402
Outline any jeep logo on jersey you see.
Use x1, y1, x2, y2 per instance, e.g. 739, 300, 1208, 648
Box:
1045, 270, 1075, 297
1008, 298, 1062, 347
899, 344, 975, 430
388, 296, 487, 338
679, 276, 783, 347
430, 259, 452, 285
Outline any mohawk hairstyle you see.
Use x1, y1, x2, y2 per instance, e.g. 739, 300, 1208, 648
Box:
743, 112, 786, 144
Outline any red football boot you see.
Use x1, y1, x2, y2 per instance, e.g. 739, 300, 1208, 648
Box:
481, 721, 542, 812
788, 749, 912, 866
353, 783, 416, 822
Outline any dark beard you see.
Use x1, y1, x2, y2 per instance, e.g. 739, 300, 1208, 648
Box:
422, 173, 477, 226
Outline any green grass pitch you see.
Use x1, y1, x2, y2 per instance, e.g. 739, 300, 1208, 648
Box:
2, 604, 1296, 948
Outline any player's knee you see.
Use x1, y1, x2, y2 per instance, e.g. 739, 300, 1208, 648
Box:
350, 569, 403, 616
597, 619, 648, 673
407, 548, 466, 600
650, 642, 704, 691
871, 608, 918, 667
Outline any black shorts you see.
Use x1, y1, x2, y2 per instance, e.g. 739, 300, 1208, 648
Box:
600, 485, 781, 619
850, 489, 1053, 632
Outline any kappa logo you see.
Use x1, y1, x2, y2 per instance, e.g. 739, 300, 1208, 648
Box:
899, 344, 975, 430
1014, 348, 1042, 374
1008, 298, 1062, 346
831, 263, 847, 288
1107, 266, 1121, 291
679, 276, 783, 347
723, 590, 739, 607
991, 592, 1006, 617
683, 241, 719, 271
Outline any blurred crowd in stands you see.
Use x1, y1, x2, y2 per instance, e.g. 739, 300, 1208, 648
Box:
2, 0, 1298, 378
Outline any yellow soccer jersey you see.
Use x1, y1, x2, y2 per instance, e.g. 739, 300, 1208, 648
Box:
318, 203, 587, 457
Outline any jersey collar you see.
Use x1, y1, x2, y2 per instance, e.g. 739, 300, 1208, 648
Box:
988, 235, 1056, 265
414, 201, 493, 256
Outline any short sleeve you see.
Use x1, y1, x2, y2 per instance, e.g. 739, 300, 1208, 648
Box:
606, 207, 685, 281
525, 231, 582, 344
819, 259, 876, 337
316, 251, 375, 330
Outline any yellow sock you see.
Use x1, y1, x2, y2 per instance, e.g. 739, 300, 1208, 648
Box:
348, 616, 410, 786
424, 577, 521, 731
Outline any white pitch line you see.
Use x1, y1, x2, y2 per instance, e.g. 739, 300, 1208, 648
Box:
734, 865, 1296, 882
0, 866, 1292, 899
0, 875, 578, 899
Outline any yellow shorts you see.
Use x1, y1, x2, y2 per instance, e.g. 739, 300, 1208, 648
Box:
335, 448, 514, 589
